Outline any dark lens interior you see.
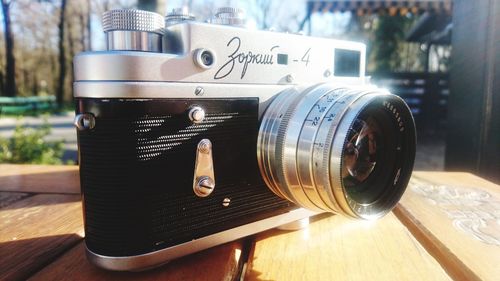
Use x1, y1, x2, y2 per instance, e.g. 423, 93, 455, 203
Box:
341, 96, 415, 208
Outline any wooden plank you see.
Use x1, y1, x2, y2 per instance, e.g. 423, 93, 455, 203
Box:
29, 241, 244, 281
246, 213, 451, 281
0, 194, 83, 281
0, 191, 31, 209
394, 171, 500, 281
0, 164, 80, 194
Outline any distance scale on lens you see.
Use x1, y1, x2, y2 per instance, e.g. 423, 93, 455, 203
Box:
258, 83, 416, 219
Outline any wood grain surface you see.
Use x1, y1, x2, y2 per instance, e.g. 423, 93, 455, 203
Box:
29, 241, 244, 281
395, 172, 500, 281
246, 213, 451, 281
0, 164, 80, 194
0, 191, 32, 209
0, 193, 83, 281
2, 165, 499, 281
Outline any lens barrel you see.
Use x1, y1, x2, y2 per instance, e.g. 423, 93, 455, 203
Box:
258, 84, 416, 219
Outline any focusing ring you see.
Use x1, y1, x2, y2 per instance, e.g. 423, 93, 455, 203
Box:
258, 83, 416, 219
102, 9, 165, 34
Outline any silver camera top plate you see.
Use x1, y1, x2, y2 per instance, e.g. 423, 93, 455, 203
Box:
74, 22, 366, 86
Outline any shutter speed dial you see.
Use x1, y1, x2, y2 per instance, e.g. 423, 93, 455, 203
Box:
210, 7, 246, 27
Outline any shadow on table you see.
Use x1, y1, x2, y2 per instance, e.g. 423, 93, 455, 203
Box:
0, 234, 83, 281
30, 240, 245, 281
0, 191, 81, 211
245, 268, 276, 281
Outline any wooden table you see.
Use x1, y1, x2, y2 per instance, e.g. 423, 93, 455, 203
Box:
1, 164, 499, 281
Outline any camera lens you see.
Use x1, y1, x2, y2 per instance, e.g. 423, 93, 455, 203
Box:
258, 84, 416, 219
343, 118, 379, 185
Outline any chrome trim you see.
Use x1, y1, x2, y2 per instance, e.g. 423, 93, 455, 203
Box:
106, 31, 162, 52
193, 139, 215, 197
326, 93, 380, 218
73, 113, 95, 131
296, 87, 349, 210
165, 7, 195, 27
86, 208, 317, 271
74, 81, 292, 117
210, 7, 246, 27
258, 83, 402, 219
281, 84, 341, 210
74, 81, 290, 101
75, 22, 366, 85
102, 9, 164, 34
192, 48, 216, 69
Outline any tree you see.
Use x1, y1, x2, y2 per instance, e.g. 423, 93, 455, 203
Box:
137, 0, 155, 11
56, 0, 67, 108
86, 0, 91, 50
255, 0, 272, 29
137, 0, 165, 14
1, 0, 17, 97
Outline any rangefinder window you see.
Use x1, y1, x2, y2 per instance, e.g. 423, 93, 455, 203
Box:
334, 49, 361, 77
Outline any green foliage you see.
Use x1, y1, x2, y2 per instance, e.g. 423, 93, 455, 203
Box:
0, 119, 65, 164
369, 14, 424, 73
373, 15, 405, 72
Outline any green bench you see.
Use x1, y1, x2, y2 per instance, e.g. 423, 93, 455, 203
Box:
0, 96, 57, 115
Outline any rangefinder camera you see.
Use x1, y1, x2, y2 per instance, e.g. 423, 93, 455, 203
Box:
73, 7, 416, 271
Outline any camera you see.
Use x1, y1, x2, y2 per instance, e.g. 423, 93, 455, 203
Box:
73, 7, 416, 271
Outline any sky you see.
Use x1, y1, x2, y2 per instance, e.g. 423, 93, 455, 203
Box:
89, 0, 352, 50
0, 0, 354, 51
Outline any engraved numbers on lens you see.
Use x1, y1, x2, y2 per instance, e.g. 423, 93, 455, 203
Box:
383, 100, 405, 132
258, 85, 416, 219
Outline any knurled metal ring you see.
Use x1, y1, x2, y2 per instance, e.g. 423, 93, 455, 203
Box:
102, 9, 165, 34
165, 7, 195, 25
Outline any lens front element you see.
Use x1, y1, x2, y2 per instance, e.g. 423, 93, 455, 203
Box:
343, 117, 379, 183
257, 84, 416, 219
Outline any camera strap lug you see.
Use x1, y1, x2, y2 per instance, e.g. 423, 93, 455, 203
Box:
193, 139, 215, 197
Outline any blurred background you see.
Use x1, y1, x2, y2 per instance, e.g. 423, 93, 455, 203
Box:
0, 0, 498, 183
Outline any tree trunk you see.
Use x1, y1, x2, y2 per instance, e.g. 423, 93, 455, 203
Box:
86, 0, 91, 50
0, 70, 4, 96
68, 16, 76, 101
32, 73, 38, 96
23, 68, 29, 94
1, 0, 17, 97
79, 11, 86, 51
56, 0, 67, 109
137, 0, 158, 12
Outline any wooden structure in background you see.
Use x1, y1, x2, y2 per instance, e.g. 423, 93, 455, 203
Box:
301, 0, 453, 33
445, 0, 500, 183
372, 72, 449, 130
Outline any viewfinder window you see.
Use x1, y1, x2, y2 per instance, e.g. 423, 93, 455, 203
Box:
335, 49, 361, 77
